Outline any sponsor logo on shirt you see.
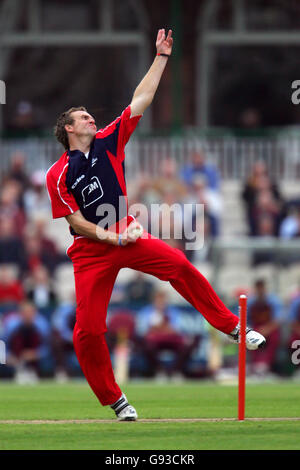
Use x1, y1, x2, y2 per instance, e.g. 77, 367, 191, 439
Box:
71, 174, 85, 189
81, 176, 104, 208
91, 157, 98, 167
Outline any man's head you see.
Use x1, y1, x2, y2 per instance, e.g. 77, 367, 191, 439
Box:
20, 300, 37, 325
54, 107, 97, 149
152, 288, 168, 311
191, 151, 206, 168
254, 279, 267, 298
161, 157, 177, 178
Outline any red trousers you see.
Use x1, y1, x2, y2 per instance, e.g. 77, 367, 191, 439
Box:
67, 233, 238, 406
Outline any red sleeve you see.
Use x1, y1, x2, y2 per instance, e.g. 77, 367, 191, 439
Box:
96, 105, 142, 162
117, 105, 142, 152
46, 160, 79, 219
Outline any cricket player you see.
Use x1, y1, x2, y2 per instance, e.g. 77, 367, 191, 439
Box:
46, 29, 266, 421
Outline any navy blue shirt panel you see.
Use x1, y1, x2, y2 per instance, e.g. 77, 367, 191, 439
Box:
65, 126, 126, 235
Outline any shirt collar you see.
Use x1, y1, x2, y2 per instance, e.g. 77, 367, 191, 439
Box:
68, 139, 95, 159
67, 149, 84, 158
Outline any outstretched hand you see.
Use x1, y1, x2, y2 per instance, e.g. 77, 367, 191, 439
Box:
120, 221, 144, 246
156, 29, 173, 56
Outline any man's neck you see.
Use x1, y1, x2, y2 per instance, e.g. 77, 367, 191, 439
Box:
69, 136, 93, 154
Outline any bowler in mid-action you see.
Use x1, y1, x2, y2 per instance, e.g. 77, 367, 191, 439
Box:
46, 29, 265, 421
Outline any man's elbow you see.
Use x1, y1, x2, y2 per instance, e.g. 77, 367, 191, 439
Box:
72, 220, 89, 236
65, 215, 84, 236
71, 223, 83, 235
142, 92, 154, 107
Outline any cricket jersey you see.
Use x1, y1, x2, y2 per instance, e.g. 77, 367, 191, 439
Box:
46, 106, 141, 235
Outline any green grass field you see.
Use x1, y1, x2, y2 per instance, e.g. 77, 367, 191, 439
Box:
0, 380, 299, 450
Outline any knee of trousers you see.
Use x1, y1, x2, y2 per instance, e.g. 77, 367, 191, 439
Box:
171, 251, 191, 281
73, 322, 107, 346
75, 304, 108, 336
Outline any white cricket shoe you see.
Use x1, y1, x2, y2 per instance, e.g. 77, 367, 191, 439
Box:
228, 326, 266, 351
110, 393, 138, 421
116, 404, 138, 422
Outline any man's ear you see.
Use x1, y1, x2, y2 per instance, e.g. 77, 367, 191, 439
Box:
65, 124, 73, 133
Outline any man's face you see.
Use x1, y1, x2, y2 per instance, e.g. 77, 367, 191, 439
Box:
154, 291, 167, 310
66, 110, 97, 140
192, 152, 205, 167
21, 303, 36, 324
255, 282, 266, 298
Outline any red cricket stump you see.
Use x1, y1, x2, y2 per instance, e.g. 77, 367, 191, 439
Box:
238, 294, 247, 421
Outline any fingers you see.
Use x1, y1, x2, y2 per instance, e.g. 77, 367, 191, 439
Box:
159, 28, 172, 39
166, 29, 173, 45
127, 221, 144, 240
157, 28, 173, 46
166, 29, 172, 40
156, 28, 165, 44
126, 233, 139, 243
120, 225, 141, 245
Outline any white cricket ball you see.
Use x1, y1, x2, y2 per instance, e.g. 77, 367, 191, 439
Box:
129, 224, 144, 237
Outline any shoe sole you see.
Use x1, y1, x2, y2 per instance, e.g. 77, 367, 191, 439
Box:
246, 339, 267, 351
118, 417, 137, 422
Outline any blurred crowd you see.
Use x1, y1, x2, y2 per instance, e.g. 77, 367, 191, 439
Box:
0, 149, 299, 384
241, 160, 300, 265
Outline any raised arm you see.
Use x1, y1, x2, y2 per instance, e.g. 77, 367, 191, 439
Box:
130, 29, 173, 118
